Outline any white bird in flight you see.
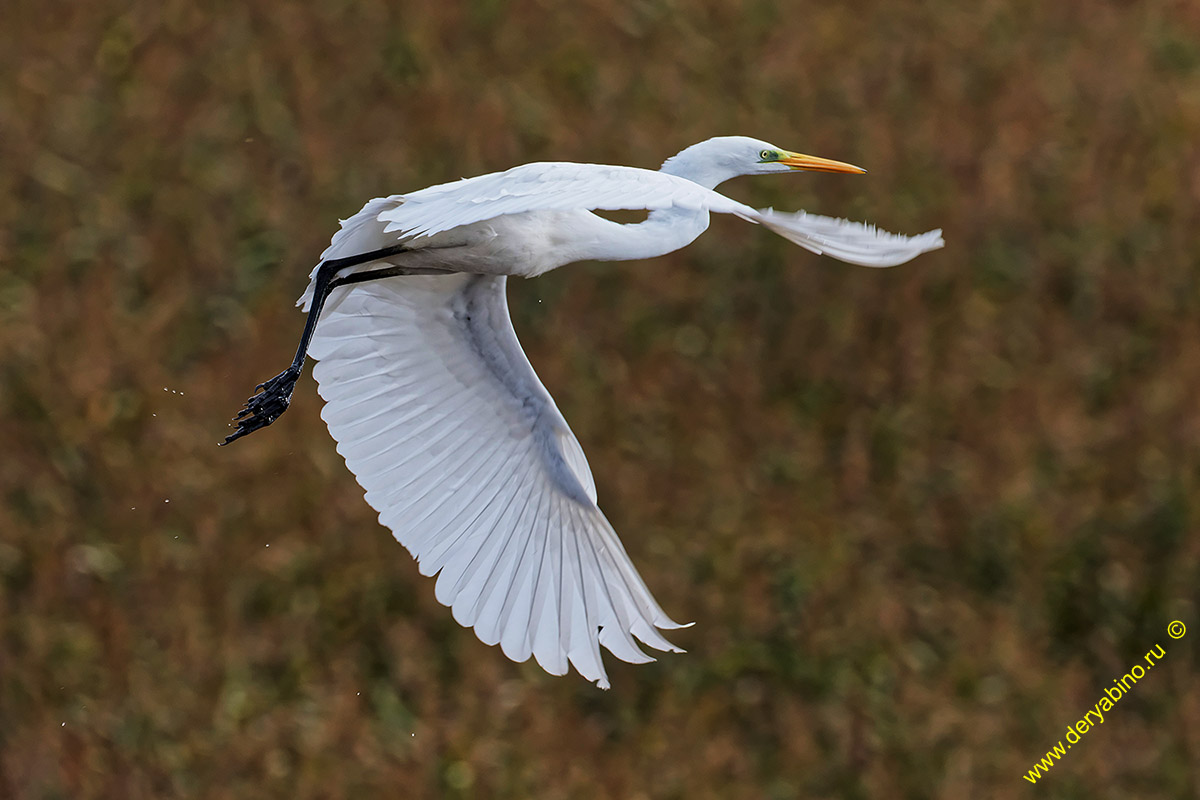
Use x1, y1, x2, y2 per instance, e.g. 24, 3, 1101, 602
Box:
224, 136, 943, 688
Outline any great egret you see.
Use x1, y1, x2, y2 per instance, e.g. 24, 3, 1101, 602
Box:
224, 136, 943, 688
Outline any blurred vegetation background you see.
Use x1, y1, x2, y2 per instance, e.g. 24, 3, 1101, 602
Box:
2, 0, 1199, 797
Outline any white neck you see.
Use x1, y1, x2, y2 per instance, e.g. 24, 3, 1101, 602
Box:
659, 139, 747, 190
555, 138, 763, 267
565, 206, 710, 264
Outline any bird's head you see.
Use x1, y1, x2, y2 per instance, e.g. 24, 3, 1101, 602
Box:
660, 136, 865, 189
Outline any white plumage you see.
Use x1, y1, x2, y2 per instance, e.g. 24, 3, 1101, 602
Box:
228, 136, 944, 688
308, 275, 684, 683
380, 163, 747, 239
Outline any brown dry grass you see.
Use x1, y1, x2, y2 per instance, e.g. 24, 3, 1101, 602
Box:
2, 0, 1199, 797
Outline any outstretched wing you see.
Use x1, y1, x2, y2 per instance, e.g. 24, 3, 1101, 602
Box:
306, 273, 687, 688
753, 208, 944, 267
379, 162, 757, 239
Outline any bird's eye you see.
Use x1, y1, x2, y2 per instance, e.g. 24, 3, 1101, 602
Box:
759, 149, 773, 161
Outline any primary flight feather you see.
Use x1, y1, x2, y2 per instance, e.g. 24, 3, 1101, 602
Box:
224, 136, 943, 688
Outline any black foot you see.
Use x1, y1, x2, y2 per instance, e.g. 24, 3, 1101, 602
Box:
220, 367, 301, 445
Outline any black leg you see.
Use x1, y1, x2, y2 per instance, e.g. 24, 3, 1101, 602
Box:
220, 243, 417, 445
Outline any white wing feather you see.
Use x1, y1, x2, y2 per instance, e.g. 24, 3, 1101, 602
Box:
379, 162, 756, 239
753, 208, 944, 267
306, 273, 687, 688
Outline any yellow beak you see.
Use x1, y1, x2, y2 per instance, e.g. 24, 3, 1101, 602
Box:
779, 151, 866, 174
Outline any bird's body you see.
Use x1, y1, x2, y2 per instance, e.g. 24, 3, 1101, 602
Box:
303, 161, 741, 291
227, 136, 943, 687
